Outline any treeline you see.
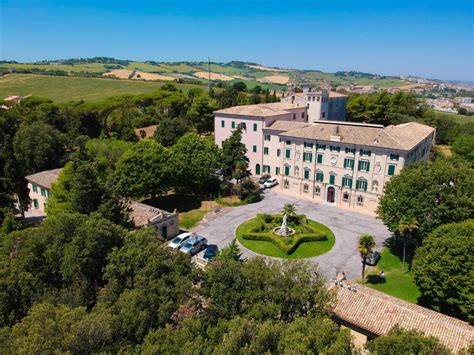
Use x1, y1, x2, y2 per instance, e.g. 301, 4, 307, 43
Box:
346, 91, 474, 146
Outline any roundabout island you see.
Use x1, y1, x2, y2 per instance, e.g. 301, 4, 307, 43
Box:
235, 204, 335, 259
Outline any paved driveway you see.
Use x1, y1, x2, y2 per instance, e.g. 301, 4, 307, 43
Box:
193, 190, 391, 280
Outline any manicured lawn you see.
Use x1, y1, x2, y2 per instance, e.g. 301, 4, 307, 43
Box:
0, 74, 213, 102
236, 217, 335, 259
364, 246, 421, 304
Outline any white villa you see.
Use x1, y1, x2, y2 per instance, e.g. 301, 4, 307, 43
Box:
214, 100, 435, 214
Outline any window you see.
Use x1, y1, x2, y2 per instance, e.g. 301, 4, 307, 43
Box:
317, 144, 326, 150
317, 96, 320, 102
344, 158, 354, 169
286, 140, 291, 145
358, 160, 370, 172
343, 192, 349, 202
356, 179, 368, 191
285, 149, 291, 159
264, 134, 271, 141
41, 188, 46, 197
264, 147, 269, 155
315, 186, 321, 195
372, 180, 379, 193
360, 149, 372, 156
292, 113, 296, 120
284, 179, 289, 188
330, 145, 341, 152
322, 112, 326, 118
301, 112, 305, 118
276, 167, 280, 175
32, 184, 38, 193
231, 121, 236, 129
315, 171, 324, 182
389, 153, 399, 161
277, 149, 281, 157
294, 166, 300, 177
304, 142, 313, 149
253, 123, 257, 131
357, 195, 364, 206
317, 154, 323, 164
303, 183, 309, 193
221, 120, 225, 128
252, 145, 257, 153
345, 147, 355, 154
33, 199, 39, 209
304, 169, 310, 180
263, 165, 271, 173
342, 176, 353, 188
329, 174, 335, 185
284, 165, 290, 176
240, 122, 247, 130
303, 152, 313, 162
388, 164, 396, 176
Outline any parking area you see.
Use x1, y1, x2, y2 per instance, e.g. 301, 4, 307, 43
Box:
191, 190, 391, 280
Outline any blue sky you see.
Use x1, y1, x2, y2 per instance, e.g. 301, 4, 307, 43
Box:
1, 0, 473, 80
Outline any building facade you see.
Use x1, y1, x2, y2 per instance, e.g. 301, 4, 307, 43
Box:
25, 168, 62, 213
280, 88, 347, 122
214, 103, 435, 214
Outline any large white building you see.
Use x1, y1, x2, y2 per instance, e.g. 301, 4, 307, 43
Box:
214, 102, 435, 214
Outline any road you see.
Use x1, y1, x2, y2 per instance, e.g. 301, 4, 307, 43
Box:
192, 190, 391, 280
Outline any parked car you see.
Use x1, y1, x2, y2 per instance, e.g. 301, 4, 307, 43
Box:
179, 235, 208, 255
264, 177, 278, 188
203, 244, 219, 261
365, 251, 381, 266
168, 232, 191, 250
258, 174, 271, 184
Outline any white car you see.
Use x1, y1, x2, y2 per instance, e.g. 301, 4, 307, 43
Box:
168, 232, 191, 250
264, 177, 278, 188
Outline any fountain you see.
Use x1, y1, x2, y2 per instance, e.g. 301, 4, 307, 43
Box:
273, 214, 296, 237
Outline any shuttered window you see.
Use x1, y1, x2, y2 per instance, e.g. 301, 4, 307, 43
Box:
317, 154, 323, 164
388, 164, 396, 176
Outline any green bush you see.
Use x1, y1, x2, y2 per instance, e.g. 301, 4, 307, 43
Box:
242, 232, 327, 255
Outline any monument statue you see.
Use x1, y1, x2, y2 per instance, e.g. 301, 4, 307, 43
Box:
281, 213, 288, 234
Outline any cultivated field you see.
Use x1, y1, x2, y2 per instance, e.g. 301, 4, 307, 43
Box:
0, 74, 211, 102
193, 71, 234, 81
247, 64, 287, 72
258, 75, 290, 84
103, 69, 175, 81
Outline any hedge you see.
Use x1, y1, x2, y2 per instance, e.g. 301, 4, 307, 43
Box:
242, 232, 327, 255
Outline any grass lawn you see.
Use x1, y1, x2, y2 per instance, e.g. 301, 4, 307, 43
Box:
363, 246, 421, 304
433, 111, 474, 125
0, 74, 213, 102
236, 217, 335, 259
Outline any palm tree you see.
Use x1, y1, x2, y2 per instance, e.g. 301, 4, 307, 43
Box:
358, 234, 376, 283
398, 216, 418, 273
282, 203, 297, 217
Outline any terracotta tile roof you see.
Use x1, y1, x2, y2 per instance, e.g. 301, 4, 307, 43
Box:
25, 168, 63, 190
129, 200, 175, 227
332, 283, 474, 353
214, 102, 303, 117
329, 91, 347, 98
263, 121, 311, 132
134, 125, 157, 139
279, 121, 435, 151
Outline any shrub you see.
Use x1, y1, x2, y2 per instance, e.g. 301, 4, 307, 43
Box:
242, 232, 327, 255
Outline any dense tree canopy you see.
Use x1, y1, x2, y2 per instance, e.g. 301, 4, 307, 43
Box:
412, 220, 474, 324
366, 326, 449, 355
377, 156, 474, 241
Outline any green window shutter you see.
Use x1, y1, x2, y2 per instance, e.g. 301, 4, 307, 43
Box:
285, 149, 291, 158
284, 166, 290, 176
358, 161, 362, 171
366, 162, 370, 172
368, 150, 372, 156
363, 181, 368, 191
349, 178, 353, 188
356, 180, 360, 189
231, 121, 235, 129
221, 120, 225, 128
304, 170, 310, 180
264, 147, 269, 155
253, 123, 257, 131
277, 149, 281, 157
388, 164, 395, 176
343, 159, 347, 168
253, 145, 257, 153
33, 199, 39, 209
317, 154, 323, 163
329, 175, 335, 185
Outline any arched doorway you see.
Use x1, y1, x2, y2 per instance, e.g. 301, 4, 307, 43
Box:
161, 225, 168, 239
327, 186, 336, 203
255, 164, 261, 175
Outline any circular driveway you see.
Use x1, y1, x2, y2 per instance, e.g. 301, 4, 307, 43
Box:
192, 190, 391, 280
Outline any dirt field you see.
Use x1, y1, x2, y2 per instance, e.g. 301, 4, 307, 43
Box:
193, 71, 234, 81
258, 75, 290, 84
103, 69, 175, 81
247, 64, 287, 72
